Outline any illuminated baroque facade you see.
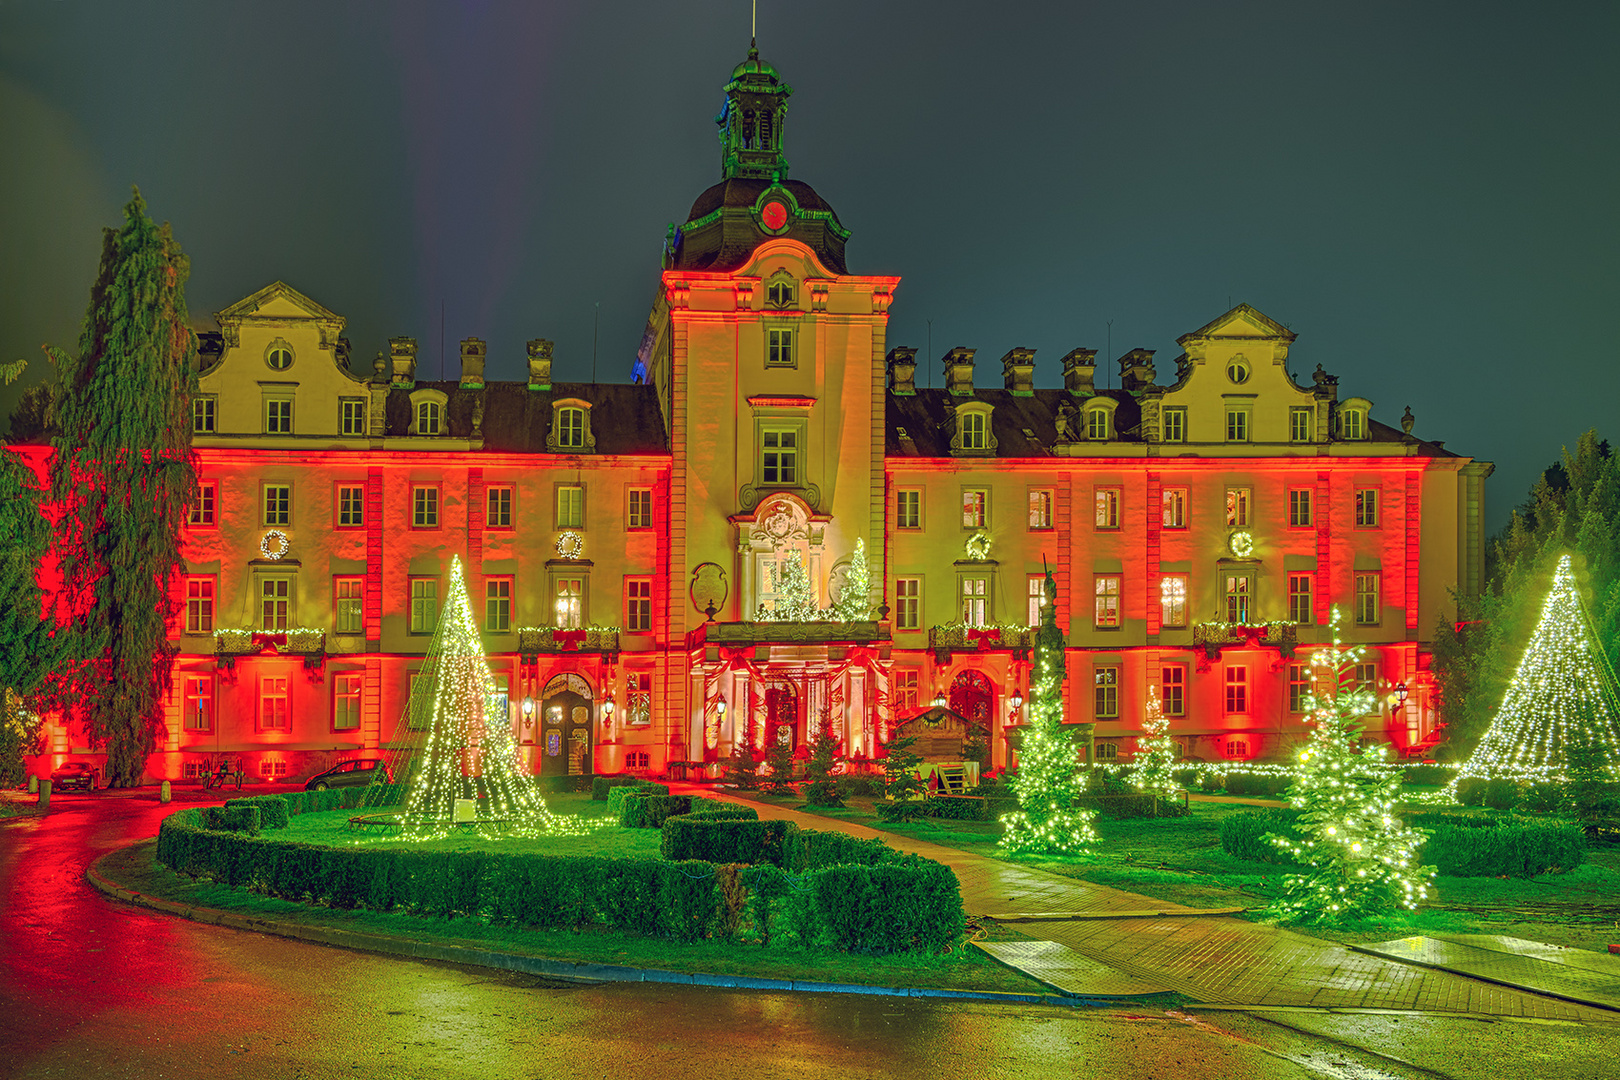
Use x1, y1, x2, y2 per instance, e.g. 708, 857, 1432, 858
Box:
26, 46, 1491, 783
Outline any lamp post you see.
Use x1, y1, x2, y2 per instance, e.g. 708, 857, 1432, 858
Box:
601, 694, 615, 742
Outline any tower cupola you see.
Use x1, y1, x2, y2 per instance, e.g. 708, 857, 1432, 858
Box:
717, 43, 793, 181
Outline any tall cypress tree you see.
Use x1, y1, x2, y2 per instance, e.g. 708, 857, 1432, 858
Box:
46, 190, 198, 787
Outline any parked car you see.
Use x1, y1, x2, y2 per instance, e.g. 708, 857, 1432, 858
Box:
304, 758, 392, 791
51, 761, 101, 792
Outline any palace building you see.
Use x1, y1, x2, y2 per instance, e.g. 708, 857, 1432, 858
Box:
27, 45, 1491, 784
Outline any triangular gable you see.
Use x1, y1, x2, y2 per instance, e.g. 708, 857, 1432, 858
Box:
1177, 303, 1296, 345
216, 281, 343, 325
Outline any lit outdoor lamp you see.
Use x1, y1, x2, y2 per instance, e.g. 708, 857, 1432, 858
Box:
1009, 690, 1024, 717
521, 697, 536, 722
1392, 682, 1409, 709
716, 694, 728, 718
932, 689, 947, 709
601, 694, 616, 724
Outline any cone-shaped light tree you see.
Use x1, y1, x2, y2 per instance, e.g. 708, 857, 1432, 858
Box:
46, 190, 198, 787
1000, 570, 1098, 854
1453, 554, 1620, 784
1267, 608, 1434, 923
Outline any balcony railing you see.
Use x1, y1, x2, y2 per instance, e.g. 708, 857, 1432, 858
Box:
927, 623, 1038, 662
516, 625, 621, 658
213, 627, 327, 669
686, 620, 887, 651
1190, 621, 1298, 659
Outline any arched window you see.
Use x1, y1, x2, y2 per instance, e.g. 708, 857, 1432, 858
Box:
558, 407, 585, 449
1086, 409, 1110, 440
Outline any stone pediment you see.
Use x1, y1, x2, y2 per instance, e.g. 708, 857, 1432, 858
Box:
1177, 303, 1296, 346
217, 281, 344, 328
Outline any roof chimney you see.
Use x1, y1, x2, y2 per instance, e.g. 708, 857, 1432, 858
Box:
459, 338, 486, 388
1117, 348, 1156, 393
1060, 348, 1097, 394
527, 338, 553, 391
1000, 347, 1036, 396
886, 346, 918, 395
943, 347, 976, 396
388, 337, 417, 388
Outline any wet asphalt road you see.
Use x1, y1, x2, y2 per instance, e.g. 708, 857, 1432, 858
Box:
3, 793, 1617, 1080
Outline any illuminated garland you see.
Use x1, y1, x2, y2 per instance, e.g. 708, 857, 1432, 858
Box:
1128, 684, 1181, 799
259, 529, 290, 560
1452, 554, 1620, 786
1266, 608, 1434, 923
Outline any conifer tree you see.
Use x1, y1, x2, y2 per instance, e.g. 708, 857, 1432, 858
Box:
760, 735, 797, 794
762, 549, 818, 621
46, 191, 198, 786
0, 445, 51, 786
1267, 609, 1434, 923
1000, 571, 1098, 854
1128, 685, 1182, 800
803, 729, 845, 806
878, 733, 930, 821
834, 538, 871, 622
725, 739, 761, 791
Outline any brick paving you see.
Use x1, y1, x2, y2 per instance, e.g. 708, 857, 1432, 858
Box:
696, 786, 1620, 1019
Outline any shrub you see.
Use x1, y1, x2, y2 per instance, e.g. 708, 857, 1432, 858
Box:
203, 803, 262, 835
638, 781, 671, 797
837, 775, 884, 798
924, 795, 990, 821
760, 739, 797, 795
1219, 807, 1305, 865
802, 731, 844, 807
591, 776, 643, 801
878, 736, 929, 822
1223, 773, 1293, 799
1522, 782, 1568, 814
1455, 778, 1487, 807
1410, 813, 1586, 876
787, 828, 898, 872
660, 817, 796, 865
1483, 778, 1520, 812
606, 785, 643, 815
1402, 764, 1452, 787
798, 861, 964, 953
226, 795, 289, 830
618, 793, 692, 829
725, 743, 762, 791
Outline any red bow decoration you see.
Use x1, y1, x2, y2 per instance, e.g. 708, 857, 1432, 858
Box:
966, 627, 1002, 647
553, 630, 587, 650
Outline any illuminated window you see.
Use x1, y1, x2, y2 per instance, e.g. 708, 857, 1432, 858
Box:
1161, 487, 1187, 529
1225, 407, 1250, 443
766, 327, 794, 368
1094, 574, 1122, 628
1355, 488, 1379, 528
557, 407, 586, 449
265, 398, 292, 434
259, 675, 290, 731
409, 579, 438, 634
1354, 663, 1379, 715
896, 489, 922, 530
625, 578, 652, 632
1225, 487, 1250, 528
260, 578, 290, 630
1224, 666, 1248, 713
1223, 573, 1251, 623
335, 578, 363, 635
554, 578, 583, 628
959, 576, 988, 627
415, 400, 442, 436
895, 578, 922, 630
893, 669, 920, 713
1028, 489, 1053, 530
1160, 574, 1188, 628
1290, 406, 1314, 443
1027, 575, 1045, 626
961, 489, 987, 528
1097, 742, 1118, 760
263, 485, 291, 526
190, 481, 216, 527
1094, 664, 1119, 719
1086, 408, 1110, 441
183, 675, 213, 731
1094, 487, 1120, 529
1287, 663, 1312, 714
487, 486, 513, 528
1288, 488, 1313, 527
1160, 666, 1185, 717
485, 578, 512, 633
1162, 407, 1186, 443
761, 429, 798, 485
1225, 737, 1250, 759
412, 485, 439, 528
407, 672, 432, 729
1288, 573, 1314, 625
340, 398, 366, 436
627, 488, 653, 529
556, 484, 584, 528
1355, 571, 1381, 625
627, 673, 652, 726
185, 578, 214, 634
193, 396, 216, 434
337, 485, 364, 528
333, 673, 362, 731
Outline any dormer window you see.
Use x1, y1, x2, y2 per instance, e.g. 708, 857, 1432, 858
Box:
951, 402, 997, 456
1086, 409, 1109, 440
767, 279, 795, 308
546, 399, 596, 453
265, 339, 294, 371
409, 388, 449, 437
1225, 357, 1251, 384
1339, 397, 1372, 441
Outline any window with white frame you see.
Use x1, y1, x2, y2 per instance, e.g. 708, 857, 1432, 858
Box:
193, 396, 216, 434
1288, 488, 1313, 527
627, 487, 653, 529
1355, 571, 1381, 625
893, 669, 919, 713
1094, 574, 1121, 628
556, 484, 584, 528
266, 342, 293, 370
1288, 572, 1314, 625
895, 577, 921, 630
1086, 408, 1110, 441
1094, 664, 1119, 719
959, 576, 988, 627
1290, 406, 1314, 443
766, 327, 794, 368
1355, 488, 1379, 527
185, 578, 214, 634
190, 481, 216, 527
961, 489, 987, 528
1162, 407, 1186, 443
340, 398, 366, 436
263, 484, 291, 526
1224, 666, 1248, 713
960, 410, 989, 452
1223, 573, 1252, 623
406, 672, 432, 729
337, 485, 364, 528
1225, 407, 1250, 442
1353, 662, 1379, 714
1287, 663, 1312, 714
1341, 407, 1367, 440
1095, 487, 1120, 529
1225, 737, 1250, 759
409, 578, 438, 634
554, 577, 584, 628
1159, 574, 1188, 628
1027, 575, 1045, 626
265, 397, 293, 435
183, 674, 213, 731
485, 578, 512, 633
412, 485, 439, 528
896, 489, 921, 530
333, 673, 362, 731
627, 672, 651, 726
556, 406, 587, 449
415, 400, 442, 436
761, 429, 798, 485
260, 578, 291, 630
1161, 487, 1187, 529
1096, 742, 1118, 760
487, 485, 513, 529
1160, 665, 1185, 717
259, 674, 290, 731
1028, 489, 1053, 530
767, 279, 795, 308
335, 577, 363, 635
1225, 487, 1250, 528
625, 578, 652, 633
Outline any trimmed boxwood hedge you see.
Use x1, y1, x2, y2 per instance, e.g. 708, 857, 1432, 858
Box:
592, 776, 644, 801
1409, 813, 1586, 877
661, 817, 795, 864
226, 795, 290, 830
202, 803, 261, 834
618, 793, 694, 829
1222, 773, 1293, 799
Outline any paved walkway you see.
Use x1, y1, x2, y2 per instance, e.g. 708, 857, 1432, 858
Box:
694, 786, 1620, 1020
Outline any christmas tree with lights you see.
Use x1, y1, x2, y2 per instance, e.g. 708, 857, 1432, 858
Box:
834, 538, 872, 622
1128, 685, 1182, 800
378, 556, 584, 840
1453, 554, 1620, 785
761, 550, 818, 621
1000, 570, 1098, 854
1267, 609, 1433, 924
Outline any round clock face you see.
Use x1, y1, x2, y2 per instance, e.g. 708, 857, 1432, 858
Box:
1228, 530, 1255, 558
760, 200, 788, 231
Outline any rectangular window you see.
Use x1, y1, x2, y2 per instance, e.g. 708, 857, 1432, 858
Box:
554, 578, 583, 628
1288, 663, 1312, 714
1160, 665, 1185, 717
1027, 575, 1045, 627
183, 674, 213, 731
193, 396, 216, 434
1161, 487, 1187, 529
1223, 574, 1251, 624
412, 486, 439, 528
896, 489, 922, 530
486, 486, 513, 529
409, 579, 438, 634
627, 488, 653, 529
416, 400, 442, 435
1355, 488, 1379, 528
960, 577, 988, 627
1225, 407, 1250, 442
1354, 663, 1378, 714
1355, 571, 1381, 625
335, 578, 364, 635
895, 578, 922, 630
185, 578, 214, 634
1225, 487, 1251, 528
1094, 487, 1120, 530
1086, 408, 1110, 441
556, 407, 585, 448
485, 578, 512, 633
337, 485, 364, 528
1094, 574, 1122, 628
333, 673, 362, 731
407, 672, 432, 729
760, 429, 798, 485
1028, 489, 1053, 530
265, 398, 293, 435
1287, 573, 1314, 625
1224, 666, 1248, 714
1342, 410, 1365, 441
960, 411, 988, 450
260, 578, 290, 630
962, 489, 987, 528
190, 481, 216, 527
1288, 488, 1313, 527
626, 672, 652, 726
893, 669, 920, 714
625, 578, 652, 632
340, 398, 367, 437
766, 327, 794, 368
260, 675, 290, 731
1162, 407, 1186, 443
1290, 406, 1314, 443
556, 484, 584, 528
1094, 665, 1119, 719
1159, 573, 1188, 628
263, 484, 291, 526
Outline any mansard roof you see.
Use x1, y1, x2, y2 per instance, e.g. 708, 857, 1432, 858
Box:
382, 381, 668, 455
885, 388, 1142, 457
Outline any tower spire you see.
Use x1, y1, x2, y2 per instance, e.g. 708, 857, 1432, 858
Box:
716, 39, 792, 180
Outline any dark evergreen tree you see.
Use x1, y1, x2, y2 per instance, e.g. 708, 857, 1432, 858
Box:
45, 190, 198, 787
724, 740, 761, 791
0, 446, 51, 785
760, 736, 797, 794
802, 730, 844, 807
878, 734, 930, 822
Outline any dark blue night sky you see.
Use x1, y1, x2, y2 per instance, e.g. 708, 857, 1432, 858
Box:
3, 1, 1615, 532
